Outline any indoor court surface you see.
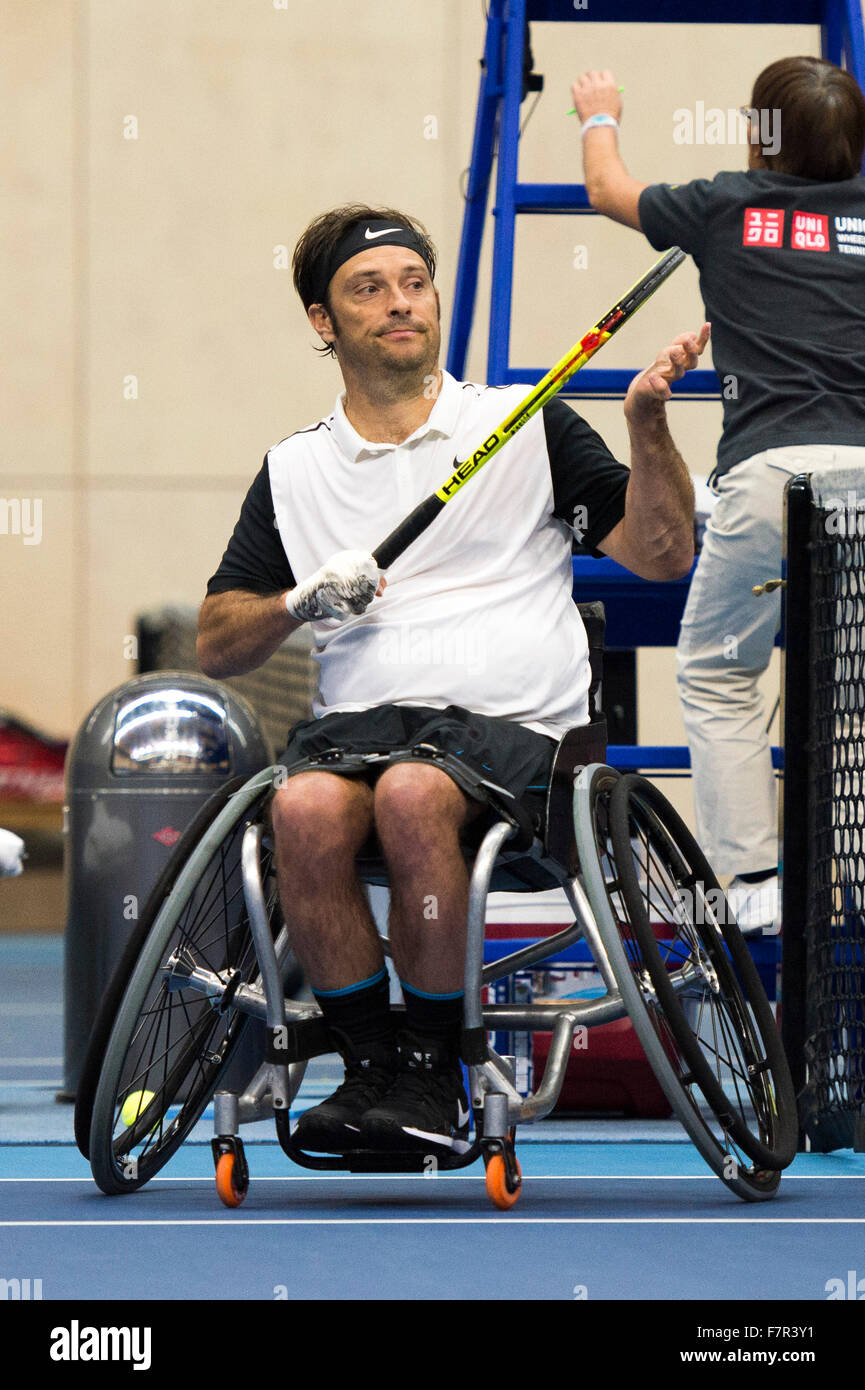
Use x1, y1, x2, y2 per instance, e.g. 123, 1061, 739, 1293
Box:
3, 935, 864, 1304
5, 0, 865, 1334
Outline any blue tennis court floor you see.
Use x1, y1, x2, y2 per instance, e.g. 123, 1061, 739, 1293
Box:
3, 934, 864, 1302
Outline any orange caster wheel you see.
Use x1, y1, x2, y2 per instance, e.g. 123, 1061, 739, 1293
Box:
485, 1152, 522, 1210
213, 1141, 249, 1208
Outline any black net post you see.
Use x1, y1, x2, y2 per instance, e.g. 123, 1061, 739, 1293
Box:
787, 470, 865, 1152
780, 475, 812, 1147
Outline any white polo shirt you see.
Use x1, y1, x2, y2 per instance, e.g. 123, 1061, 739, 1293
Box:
208, 370, 630, 739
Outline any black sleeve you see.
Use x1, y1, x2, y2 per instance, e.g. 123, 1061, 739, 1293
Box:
205, 459, 296, 596
638, 178, 716, 261
543, 399, 630, 557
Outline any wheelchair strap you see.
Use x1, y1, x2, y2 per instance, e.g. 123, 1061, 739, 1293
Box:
265, 1016, 333, 1065
276, 743, 536, 852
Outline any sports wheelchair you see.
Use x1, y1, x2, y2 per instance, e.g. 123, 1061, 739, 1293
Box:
74, 604, 797, 1210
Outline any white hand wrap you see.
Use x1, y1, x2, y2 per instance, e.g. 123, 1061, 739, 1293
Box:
285, 549, 381, 622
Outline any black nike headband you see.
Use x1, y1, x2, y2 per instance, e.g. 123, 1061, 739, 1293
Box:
310, 220, 435, 305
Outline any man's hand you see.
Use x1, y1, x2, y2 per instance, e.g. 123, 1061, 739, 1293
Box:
285, 549, 387, 622
624, 325, 711, 421
597, 327, 708, 580
570, 70, 623, 125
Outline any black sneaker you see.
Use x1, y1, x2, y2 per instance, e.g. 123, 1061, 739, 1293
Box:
360, 1033, 472, 1155
292, 1035, 398, 1154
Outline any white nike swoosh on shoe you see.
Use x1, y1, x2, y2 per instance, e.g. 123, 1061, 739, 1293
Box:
456, 1100, 470, 1128
402, 1126, 472, 1155
364, 226, 402, 239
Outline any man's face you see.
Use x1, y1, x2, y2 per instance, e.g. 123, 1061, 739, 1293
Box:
309, 245, 441, 379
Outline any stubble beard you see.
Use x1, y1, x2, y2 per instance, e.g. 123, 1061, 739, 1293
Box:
334, 315, 441, 402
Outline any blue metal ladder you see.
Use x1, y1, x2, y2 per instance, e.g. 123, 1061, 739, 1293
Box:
445, 0, 865, 778
446, 0, 865, 394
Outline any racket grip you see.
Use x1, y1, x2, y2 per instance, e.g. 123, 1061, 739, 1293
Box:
373, 494, 445, 570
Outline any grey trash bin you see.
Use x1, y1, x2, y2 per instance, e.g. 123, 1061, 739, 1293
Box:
60, 672, 272, 1100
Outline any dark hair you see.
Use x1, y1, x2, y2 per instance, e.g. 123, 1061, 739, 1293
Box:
750, 56, 865, 179
292, 204, 438, 358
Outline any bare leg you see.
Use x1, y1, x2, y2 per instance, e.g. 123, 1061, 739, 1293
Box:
271, 771, 381, 991
373, 763, 484, 994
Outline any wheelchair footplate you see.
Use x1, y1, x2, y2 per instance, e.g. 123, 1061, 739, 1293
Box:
209, 1069, 523, 1210
275, 1120, 486, 1175
271, 1113, 522, 1212
228, 1086, 520, 1212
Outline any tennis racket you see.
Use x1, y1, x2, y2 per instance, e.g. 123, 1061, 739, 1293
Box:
372, 246, 685, 570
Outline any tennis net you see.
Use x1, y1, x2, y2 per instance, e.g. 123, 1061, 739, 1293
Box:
782, 469, 865, 1152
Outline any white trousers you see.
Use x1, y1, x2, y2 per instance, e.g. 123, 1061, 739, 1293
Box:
676, 444, 865, 876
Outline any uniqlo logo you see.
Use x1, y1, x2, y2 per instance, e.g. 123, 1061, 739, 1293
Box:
791, 211, 829, 252
743, 208, 784, 247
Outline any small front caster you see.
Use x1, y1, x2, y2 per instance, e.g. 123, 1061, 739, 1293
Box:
482, 1130, 522, 1211
212, 1135, 249, 1208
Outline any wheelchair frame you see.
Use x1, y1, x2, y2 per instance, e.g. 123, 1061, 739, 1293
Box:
77, 597, 796, 1208
79, 749, 797, 1209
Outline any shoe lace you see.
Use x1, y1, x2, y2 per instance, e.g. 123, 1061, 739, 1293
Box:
388, 1067, 438, 1106
333, 1059, 395, 1108
389, 1051, 461, 1112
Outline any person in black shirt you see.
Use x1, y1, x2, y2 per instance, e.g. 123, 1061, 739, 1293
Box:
571, 56, 865, 930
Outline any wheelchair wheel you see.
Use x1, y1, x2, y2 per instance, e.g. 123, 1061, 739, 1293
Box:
574, 765, 786, 1202
87, 770, 284, 1194
75, 774, 250, 1158
608, 774, 797, 1169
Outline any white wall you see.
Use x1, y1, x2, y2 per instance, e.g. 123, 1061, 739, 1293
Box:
1, 4, 828, 843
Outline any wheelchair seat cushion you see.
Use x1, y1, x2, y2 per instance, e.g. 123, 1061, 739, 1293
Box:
276, 702, 557, 845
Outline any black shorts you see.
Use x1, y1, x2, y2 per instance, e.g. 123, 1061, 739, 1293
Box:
277, 703, 556, 834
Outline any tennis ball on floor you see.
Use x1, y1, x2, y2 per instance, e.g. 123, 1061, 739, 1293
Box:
120, 1089, 157, 1130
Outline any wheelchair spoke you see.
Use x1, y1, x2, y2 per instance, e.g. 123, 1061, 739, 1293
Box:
608, 774, 796, 1171
646, 991, 765, 1174
123, 989, 176, 1079
75, 781, 270, 1191
174, 836, 237, 941
573, 767, 792, 1199
171, 839, 277, 986
85, 789, 286, 1194
173, 825, 263, 960
119, 994, 207, 1108
114, 989, 230, 1155
175, 871, 246, 973
189, 913, 268, 980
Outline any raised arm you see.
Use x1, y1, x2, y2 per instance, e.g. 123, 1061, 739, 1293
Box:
597, 325, 710, 580
570, 70, 646, 230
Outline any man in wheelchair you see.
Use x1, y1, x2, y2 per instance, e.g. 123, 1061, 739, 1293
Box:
197, 205, 705, 1158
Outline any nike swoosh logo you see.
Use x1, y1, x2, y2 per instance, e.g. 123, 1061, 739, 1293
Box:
364, 227, 403, 240
456, 1100, 470, 1128
402, 1126, 472, 1155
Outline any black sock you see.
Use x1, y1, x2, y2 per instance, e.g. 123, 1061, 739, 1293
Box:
312, 969, 394, 1053
738, 868, 777, 884
400, 982, 464, 1050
